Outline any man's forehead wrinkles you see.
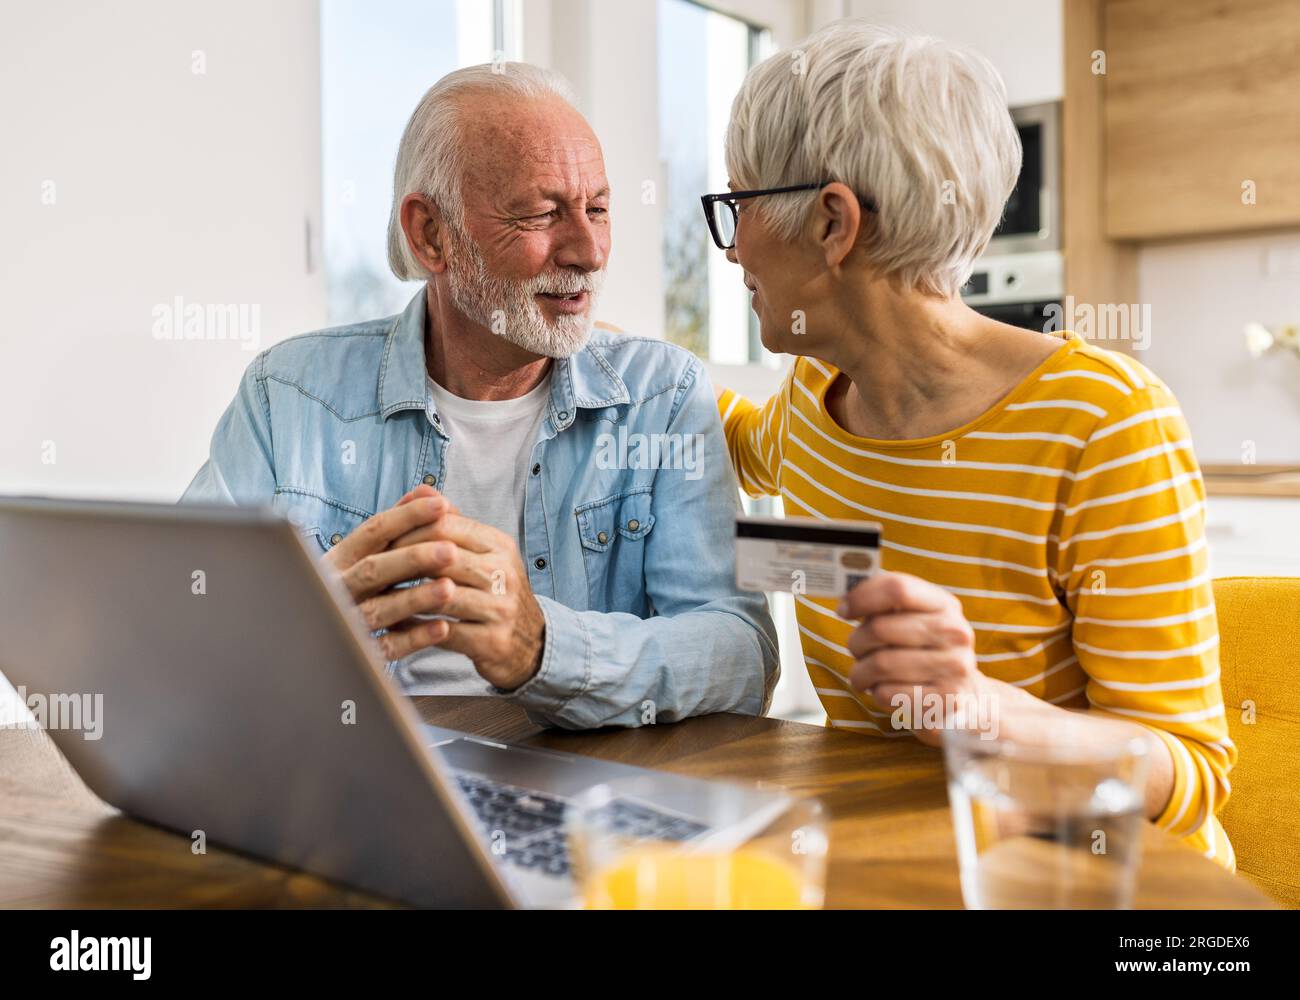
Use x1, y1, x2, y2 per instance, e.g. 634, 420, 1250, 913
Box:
469, 167, 607, 202
514, 138, 600, 159
466, 115, 599, 154
467, 158, 607, 206
457, 108, 606, 210
520, 160, 607, 185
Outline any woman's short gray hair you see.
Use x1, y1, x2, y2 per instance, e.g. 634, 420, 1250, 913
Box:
386, 63, 577, 281
725, 20, 1021, 298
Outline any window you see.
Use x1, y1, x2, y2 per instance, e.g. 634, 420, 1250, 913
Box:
657, 0, 775, 365
320, 0, 522, 325
657, 1, 816, 722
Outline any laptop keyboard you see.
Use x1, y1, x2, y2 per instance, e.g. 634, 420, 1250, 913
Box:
454, 772, 709, 879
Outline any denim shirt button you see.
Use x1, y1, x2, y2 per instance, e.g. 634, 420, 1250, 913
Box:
531, 463, 541, 476
558, 411, 569, 422
421, 473, 435, 486
627, 519, 640, 532
534, 557, 547, 570
597, 531, 608, 544
329, 533, 343, 545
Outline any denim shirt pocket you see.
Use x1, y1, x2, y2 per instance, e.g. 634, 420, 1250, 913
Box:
575, 487, 655, 611
271, 488, 370, 556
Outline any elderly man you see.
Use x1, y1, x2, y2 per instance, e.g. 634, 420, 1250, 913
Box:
182, 63, 779, 729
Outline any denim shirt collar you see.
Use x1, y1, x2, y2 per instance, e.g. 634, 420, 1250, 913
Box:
378, 289, 630, 432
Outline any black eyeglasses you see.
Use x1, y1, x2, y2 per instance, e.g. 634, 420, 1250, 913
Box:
700, 181, 878, 250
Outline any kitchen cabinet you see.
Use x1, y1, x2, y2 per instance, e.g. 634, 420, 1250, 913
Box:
1104, 0, 1300, 240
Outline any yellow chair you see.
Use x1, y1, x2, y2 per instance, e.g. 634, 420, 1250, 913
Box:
1212, 576, 1300, 908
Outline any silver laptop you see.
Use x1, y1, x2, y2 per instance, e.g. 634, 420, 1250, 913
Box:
0, 497, 788, 908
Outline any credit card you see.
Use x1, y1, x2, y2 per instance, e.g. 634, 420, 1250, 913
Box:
735, 515, 882, 598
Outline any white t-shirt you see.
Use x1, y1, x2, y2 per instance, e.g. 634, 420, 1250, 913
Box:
395, 371, 552, 695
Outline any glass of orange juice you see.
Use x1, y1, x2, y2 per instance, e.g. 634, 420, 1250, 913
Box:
566, 778, 827, 909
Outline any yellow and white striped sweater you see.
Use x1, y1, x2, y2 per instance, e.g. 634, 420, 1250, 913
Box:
718, 333, 1236, 868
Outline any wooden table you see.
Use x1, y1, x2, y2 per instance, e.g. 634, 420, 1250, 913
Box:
0, 697, 1272, 908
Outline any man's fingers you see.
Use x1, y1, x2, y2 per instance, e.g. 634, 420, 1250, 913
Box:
397, 484, 460, 515
410, 542, 497, 591
388, 512, 504, 555
358, 579, 452, 631
345, 541, 498, 601
340, 541, 449, 600
377, 617, 450, 661
360, 578, 501, 631
414, 580, 500, 624
330, 495, 450, 569
396, 484, 438, 506
837, 571, 958, 620
421, 620, 495, 662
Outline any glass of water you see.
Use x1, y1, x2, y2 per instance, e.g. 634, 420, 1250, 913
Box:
943, 724, 1150, 909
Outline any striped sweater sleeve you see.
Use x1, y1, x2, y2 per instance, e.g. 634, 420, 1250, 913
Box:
717, 368, 794, 498
1057, 381, 1236, 861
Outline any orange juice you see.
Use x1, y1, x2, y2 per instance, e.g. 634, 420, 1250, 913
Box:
583, 847, 811, 909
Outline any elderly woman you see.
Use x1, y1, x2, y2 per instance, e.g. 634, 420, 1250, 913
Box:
710, 21, 1234, 866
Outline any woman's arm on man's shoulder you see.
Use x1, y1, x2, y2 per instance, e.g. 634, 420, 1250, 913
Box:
714, 367, 795, 499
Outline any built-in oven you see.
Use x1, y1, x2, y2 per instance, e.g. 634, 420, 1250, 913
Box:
962, 101, 1063, 332
988, 101, 1061, 256
961, 251, 1063, 332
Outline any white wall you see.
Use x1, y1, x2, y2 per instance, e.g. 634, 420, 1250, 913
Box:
845, 0, 1063, 105
0, 0, 327, 502
1138, 231, 1300, 463
713, 0, 812, 44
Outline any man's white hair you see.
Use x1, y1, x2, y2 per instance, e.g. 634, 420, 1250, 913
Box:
386, 63, 577, 282
725, 20, 1021, 298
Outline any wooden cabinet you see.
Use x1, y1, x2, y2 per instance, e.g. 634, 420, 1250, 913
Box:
1104, 0, 1300, 240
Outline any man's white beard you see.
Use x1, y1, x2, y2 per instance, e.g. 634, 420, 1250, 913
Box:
444, 226, 605, 359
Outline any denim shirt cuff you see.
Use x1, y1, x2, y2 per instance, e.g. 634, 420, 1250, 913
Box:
494, 596, 592, 716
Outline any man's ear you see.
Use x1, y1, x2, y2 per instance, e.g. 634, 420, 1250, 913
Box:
811, 182, 862, 269
400, 193, 450, 275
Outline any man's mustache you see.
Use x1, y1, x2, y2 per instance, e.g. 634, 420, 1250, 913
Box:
524, 270, 605, 297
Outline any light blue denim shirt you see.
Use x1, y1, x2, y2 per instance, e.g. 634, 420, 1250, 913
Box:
182, 290, 779, 729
